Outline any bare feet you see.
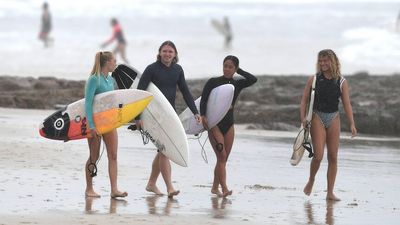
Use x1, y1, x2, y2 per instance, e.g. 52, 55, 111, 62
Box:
85, 190, 101, 198
326, 194, 341, 201
146, 185, 164, 195
222, 190, 233, 198
168, 190, 180, 198
303, 179, 314, 196
110, 191, 128, 198
211, 189, 223, 197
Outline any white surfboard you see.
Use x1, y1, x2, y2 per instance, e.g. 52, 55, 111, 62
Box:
290, 75, 316, 166
179, 84, 234, 135
130, 71, 190, 167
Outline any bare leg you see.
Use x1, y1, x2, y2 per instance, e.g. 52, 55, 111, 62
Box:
158, 153, 179, 197
85, 135, 101, 197
209, 126, 232, 198
209, 128, 223, 197
326, 116, 341, 201
103, 129, 127, 198
119, 44, 129, 64
222, 126, 234, 197
146, 153, 163, 195
304, 115, 326, 196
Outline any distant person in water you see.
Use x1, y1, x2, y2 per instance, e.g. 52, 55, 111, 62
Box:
101, 18, 130, 64
223, 17, 233, 49
211, 16, 233, 49
300, 49, 357, 201
38, 2, 52, 47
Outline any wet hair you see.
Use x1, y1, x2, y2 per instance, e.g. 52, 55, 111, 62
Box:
90, 51, 113, 76
316, 49, 341, 80
157, 40, 179, 64
223, 55, 239, 68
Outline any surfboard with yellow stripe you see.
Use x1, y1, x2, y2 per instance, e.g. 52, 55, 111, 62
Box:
39, 89, 152, 141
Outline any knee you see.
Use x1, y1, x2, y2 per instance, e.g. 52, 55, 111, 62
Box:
327, 153, 338, 164
107, 151, 118, 161
216, 152, 227, 164
312, 155, 323, 164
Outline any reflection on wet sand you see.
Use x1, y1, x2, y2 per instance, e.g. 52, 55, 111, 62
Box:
109, 198, 128, 214
211, 196, 232, 219
145, 195, 179, 215
304, 200, 338, 225
85, 197, 99, 214
84, 197, 127, 214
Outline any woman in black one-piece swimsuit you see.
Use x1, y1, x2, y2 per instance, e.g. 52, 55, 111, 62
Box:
200, 55, 257, 197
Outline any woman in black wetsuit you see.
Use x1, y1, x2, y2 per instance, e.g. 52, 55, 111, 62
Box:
200, 55, 257, 197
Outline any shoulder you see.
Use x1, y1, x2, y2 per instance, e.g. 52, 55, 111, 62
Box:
87, 74, 99, 83
172, 63, 183, 72
143, 62, 159, 73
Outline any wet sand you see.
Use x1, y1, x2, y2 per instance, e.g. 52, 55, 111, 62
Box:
0, 107, 399, 225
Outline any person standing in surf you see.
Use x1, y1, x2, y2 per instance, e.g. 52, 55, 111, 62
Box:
38, 2, 52, 47
84, 51, 128, 199
300, 49, 357, 201
101, 18, 130, 64
135, 40, 201, 198
200, 55, 257, 197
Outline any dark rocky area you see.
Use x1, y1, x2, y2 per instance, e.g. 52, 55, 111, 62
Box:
1, 72, 399, 136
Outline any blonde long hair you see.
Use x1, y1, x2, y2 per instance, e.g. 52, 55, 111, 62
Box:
316, 49, 341, 80
90, 51, 113, 76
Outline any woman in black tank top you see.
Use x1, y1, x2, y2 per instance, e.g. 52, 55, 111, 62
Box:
300, 49, 357, 201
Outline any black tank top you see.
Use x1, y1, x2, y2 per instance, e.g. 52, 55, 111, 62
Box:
313, 73, 344, 113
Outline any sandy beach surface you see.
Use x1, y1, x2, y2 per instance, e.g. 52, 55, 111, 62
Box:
0, 107, 399, 225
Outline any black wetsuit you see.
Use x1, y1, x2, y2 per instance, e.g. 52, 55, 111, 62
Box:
200, 68, 257, 134
136, 61, 198, 118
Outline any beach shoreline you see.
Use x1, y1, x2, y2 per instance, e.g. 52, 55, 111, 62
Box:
1, 107, 399, 225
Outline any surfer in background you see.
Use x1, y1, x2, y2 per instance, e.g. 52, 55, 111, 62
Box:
300, 49, 357, 201
84, 51, 128, 199
38, 2, 52, 47
222, 17, 233, 49
200, 55, 257, 197
135, 40, 201, 198
101, 18, 130, 64
211, 16, 233, 49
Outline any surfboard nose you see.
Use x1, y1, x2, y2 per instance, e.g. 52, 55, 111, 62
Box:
39, 124, 46, 137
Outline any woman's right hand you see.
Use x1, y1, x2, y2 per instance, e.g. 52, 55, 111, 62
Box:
201, 116, 209, 131
89, 128, 100, 139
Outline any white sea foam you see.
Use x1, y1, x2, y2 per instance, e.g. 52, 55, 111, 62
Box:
0, 0, 399, 79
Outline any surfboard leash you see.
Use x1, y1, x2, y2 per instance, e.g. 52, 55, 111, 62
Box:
87, 136, 106, 177
128, 124, 153, 145
302, 126, 314, 158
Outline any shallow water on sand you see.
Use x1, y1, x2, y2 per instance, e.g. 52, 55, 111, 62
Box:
0, 108, 399, 224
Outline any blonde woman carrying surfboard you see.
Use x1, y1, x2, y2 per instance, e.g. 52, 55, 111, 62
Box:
300, 49, 357, 201
84, 51, 128, 199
